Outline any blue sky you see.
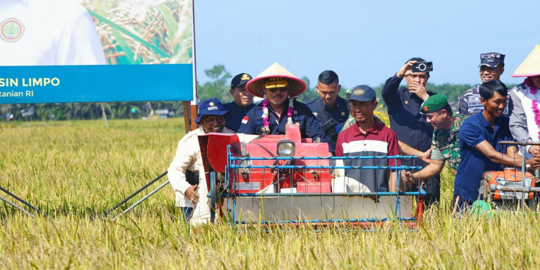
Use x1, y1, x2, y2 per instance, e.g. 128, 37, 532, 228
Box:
194, 0, 539, 89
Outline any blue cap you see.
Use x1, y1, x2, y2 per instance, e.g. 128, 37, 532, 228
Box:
479, 52, 505, 68
347, 85, 376, 102
195, 98, 228, 123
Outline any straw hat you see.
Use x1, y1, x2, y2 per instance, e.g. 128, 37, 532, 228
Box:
246, 62, 307, 98
512, 44, 540, 77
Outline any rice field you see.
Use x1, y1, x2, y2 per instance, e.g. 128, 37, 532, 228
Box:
2, 118, 540, 269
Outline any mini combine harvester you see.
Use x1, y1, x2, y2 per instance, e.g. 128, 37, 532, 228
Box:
199, 124, 425, 229
479, 141, 540, 210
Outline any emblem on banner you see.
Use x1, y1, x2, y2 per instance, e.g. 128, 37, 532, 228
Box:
0, 18, 25, 42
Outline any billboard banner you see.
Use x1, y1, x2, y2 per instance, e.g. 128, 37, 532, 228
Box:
0, 0, 194, 104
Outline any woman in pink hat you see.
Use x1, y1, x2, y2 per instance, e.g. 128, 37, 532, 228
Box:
509, 45, 540, 158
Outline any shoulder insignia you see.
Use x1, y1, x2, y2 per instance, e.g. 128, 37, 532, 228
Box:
0, 18, 25, 42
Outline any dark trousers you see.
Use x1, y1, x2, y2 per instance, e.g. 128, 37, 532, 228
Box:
180, 207, 193, 221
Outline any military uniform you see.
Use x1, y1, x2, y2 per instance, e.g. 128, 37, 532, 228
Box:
458, 85, 512, 117
305, 96, 349, 153
458, 52, 511, 117
430, 114, 466, 171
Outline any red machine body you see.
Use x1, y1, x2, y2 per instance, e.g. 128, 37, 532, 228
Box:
483, 168, 535, 200
230, 124, 331, 194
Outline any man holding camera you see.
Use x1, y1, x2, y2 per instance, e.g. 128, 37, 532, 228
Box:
306, 70, 349, 154
458, 53, 512, 117
382, 57, 440, 206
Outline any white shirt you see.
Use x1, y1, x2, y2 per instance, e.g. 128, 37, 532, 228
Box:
168, 126, 234, 224
0, 0, 106, 65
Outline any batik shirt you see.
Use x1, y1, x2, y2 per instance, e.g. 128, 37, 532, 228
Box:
430, 114, 466, 171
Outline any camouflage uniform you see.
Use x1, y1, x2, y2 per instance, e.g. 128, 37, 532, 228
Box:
430, 114, 467, 171
457, 85, 512, 117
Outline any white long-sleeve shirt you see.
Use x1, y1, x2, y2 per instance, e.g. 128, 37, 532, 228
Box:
168, 126, 234, 224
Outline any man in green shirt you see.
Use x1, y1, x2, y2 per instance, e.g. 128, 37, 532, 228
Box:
400, 95, 466, 188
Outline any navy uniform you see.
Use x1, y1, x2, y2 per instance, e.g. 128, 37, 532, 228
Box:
382, 73, 439, 205
238, 99, 333, 152
305, 96, 349, 153
223, 73, 255, 132
458, 53, 512, 117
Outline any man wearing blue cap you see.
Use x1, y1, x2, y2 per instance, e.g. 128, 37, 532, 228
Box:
167, 98, 234, 224
335, 85, 400, 192
458, 52, 512, 117
223, 73, 255, 132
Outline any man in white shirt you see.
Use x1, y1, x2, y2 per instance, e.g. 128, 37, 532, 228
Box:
167, 98, 234, 224
0, 0, 105, 65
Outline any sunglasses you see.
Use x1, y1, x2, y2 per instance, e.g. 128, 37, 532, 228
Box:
268, 88, 288, 93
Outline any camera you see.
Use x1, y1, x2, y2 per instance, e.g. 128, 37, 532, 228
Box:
412, 61, 433, 73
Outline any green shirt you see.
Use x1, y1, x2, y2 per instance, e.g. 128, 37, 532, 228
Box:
430, 114, 466, 171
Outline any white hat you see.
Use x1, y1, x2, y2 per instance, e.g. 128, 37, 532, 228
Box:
512, 45, 540, 78
246, 62, 307, 98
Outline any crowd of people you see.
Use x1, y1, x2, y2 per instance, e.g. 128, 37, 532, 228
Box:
168, 45, 540, 224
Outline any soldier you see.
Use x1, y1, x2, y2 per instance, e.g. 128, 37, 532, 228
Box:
457, 52, 512, 117
401, 95, 466, 187
223, 73, 254, 132
305, 70, 348, 153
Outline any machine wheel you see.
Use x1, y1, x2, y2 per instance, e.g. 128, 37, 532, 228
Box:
210, 172, 217, 223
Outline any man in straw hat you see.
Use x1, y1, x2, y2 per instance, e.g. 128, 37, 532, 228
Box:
458, 52, 512, 117
509, 45, 540, 158
237, 63, 332, 152
168, 98, 234, 224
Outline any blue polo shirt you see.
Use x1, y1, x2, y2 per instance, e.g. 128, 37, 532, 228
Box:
237, 99, 333, 153
454, 112, 513, 202
223, 101, 255, 132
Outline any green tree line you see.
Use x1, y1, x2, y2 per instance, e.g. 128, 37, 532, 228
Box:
1, 64, 515, 122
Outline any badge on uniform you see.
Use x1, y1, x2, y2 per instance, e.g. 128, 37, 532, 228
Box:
0, 18, 25, 42
404, 100, 409, 105
242, 116, 249, 124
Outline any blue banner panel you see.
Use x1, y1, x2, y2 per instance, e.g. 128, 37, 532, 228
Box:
0, 64, 193, 104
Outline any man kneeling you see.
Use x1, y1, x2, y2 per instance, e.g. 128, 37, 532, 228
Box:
335, 85, 400, 192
